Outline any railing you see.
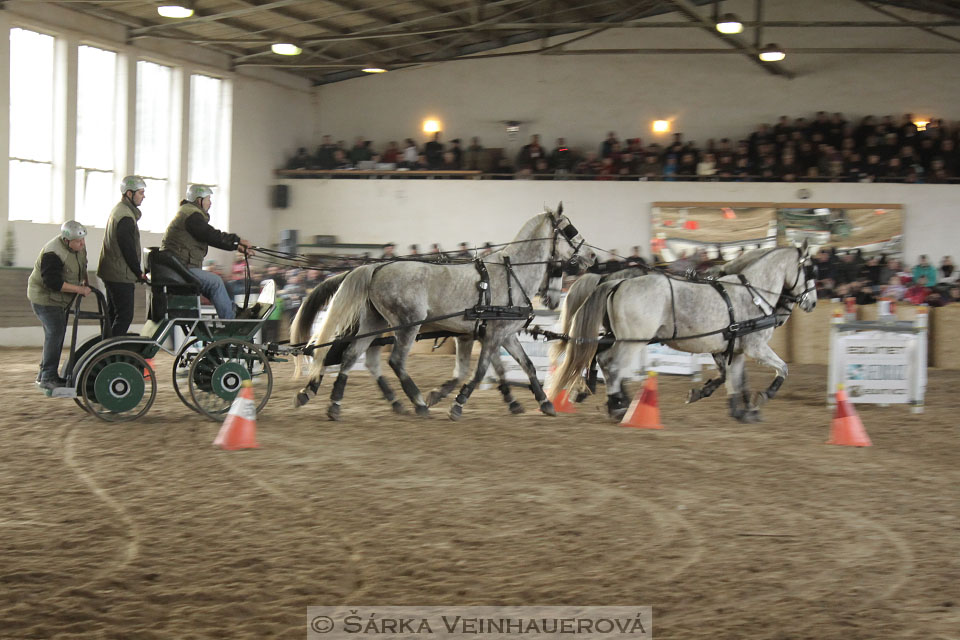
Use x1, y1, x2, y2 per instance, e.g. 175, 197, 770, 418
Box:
276, 169, 960, 184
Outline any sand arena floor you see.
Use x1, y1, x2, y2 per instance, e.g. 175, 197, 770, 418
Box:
1, 347, 958, 639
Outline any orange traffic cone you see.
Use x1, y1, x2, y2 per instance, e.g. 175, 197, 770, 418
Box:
214, 380, 260, 450
620, 372, 663, 429
144, 358, 155, 379
827, 384, 871, 447
553, 389, 577, 414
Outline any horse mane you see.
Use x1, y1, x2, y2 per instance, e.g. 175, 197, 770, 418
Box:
722, 246, 790, 273
496, 212, 551, 259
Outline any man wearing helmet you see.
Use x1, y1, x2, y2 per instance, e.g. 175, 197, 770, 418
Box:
27, 220, 92, 390
161, 184, 253, 319
98, 175, 147, 336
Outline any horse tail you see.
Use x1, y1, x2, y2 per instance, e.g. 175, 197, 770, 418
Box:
550, 273, 602, 365
294, 266, 375, 407
547, 281, 613, 399
291, 271, 348, 377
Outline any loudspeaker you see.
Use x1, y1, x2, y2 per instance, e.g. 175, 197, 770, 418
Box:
271, 184, 289, 209
280, 229, 298, 254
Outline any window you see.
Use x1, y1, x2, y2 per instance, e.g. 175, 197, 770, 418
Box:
135, 60, 175, 232
9, 28, 56, 223
188, 73, 229, 226
75, 45, 118, 227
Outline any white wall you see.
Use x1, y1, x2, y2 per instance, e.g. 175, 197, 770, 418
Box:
0, 1, 314, 269
314, 0, 960, 158
275, 179, 960, 264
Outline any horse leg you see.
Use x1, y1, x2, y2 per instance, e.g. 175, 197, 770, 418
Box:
488, 349, 525, 415
326, 334, 377, 421
501, 334, 553, 416
364, 342, 406, 415
295, 339, 342, 407
449, 340, 496, 421
743, 340, 789, 415
596, 343, 638, 421
426, 335, 472, 407
576, 354, 600, 403
723, 354, 755, 423
388, 326, 430, 417
687, 354, 727, 404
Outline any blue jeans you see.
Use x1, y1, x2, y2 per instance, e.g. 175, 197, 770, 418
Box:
188, 267, 234, 319
32, 303, 68, 381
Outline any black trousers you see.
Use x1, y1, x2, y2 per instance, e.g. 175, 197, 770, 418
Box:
103, 280, 136, 337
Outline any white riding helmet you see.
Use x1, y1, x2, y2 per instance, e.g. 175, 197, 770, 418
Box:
61, 220, 87, 241
185, 184, 213, 202
120, 175, 146, 194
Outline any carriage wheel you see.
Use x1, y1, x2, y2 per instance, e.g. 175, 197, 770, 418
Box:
187, 339, 272, 422
172, 337, 203, 414
80, 349, 157, 422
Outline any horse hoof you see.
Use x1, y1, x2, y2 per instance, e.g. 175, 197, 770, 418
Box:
327, 404, 341, 421
686, 389, 701, 404
745, 409, 763, 423
610, 409, 627, 422
574, 391, 590, 403
753, 391, 770, 407
509, 401, 525, 415
294, 392, 309, 408
539, 401, 556, 416
391, 401, 407, 415
425, 391, 441, 407
448, 405, 462, 421
415, 405, 431, 418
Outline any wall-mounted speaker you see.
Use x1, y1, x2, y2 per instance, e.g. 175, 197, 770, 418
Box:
271, 184, 289, 209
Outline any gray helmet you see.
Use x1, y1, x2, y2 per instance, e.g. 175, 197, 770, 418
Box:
185, 184, 213, 202
120, 175, 146, 194
61, 220, 87, 241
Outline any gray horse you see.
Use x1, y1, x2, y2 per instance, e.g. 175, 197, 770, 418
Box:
291, 266, 565, 416
548, 245, 816, 422
294, 207, 590, 420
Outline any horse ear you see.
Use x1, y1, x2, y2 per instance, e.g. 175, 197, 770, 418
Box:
557, 202, 563, 216
801, 238, 809, 254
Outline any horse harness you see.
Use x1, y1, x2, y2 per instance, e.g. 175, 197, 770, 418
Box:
602, 263, 798, 363
464, 257, 535, 339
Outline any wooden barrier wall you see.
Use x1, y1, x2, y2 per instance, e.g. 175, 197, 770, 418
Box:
0, 267, 148, 328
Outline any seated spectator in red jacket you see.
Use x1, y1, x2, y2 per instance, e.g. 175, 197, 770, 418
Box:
904, 275, 930, 305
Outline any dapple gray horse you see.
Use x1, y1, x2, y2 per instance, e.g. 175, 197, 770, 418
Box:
548, 245, 816, 422
291, 265, 565, 416
294, 207, 590, 420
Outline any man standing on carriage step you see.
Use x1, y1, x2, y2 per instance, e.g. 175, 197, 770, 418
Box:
160, 184, 254, 319
98, 175, 148, 337
27, 221, 91, 390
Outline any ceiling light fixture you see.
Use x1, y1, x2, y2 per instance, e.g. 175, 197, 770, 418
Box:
913, 119, 929, 132
715, 13, 743, 34
758, 43, 785, 62
157, 2, 194, 18
362, 67, 387, 74
271, 43, 302, 56
422, 119, 441, 133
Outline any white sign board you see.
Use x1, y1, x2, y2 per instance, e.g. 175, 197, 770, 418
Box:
643, 343, 714, 376
828, 330, 926, 406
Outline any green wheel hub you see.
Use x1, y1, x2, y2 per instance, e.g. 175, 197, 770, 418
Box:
211, 362, 250, 401
92, 362, 145, 413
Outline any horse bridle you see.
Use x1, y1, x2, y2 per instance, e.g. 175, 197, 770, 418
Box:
779, 247, 817, 309
545, 212, 585, 282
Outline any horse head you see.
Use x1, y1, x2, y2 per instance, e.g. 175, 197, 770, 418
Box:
784, 239, 818, 313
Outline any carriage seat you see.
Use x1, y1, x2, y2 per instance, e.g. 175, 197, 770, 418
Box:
146, 248, 204, 290
146, 248, 204, 322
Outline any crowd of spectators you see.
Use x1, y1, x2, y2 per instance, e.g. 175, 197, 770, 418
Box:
284, 112, 960, 183
811, 250, 960, 307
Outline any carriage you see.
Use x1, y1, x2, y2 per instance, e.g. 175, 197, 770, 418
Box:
44, 248, 279, 423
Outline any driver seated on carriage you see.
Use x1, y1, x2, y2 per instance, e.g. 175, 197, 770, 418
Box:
160, 184, 254, 319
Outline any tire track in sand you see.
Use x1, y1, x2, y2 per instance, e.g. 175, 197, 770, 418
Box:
54, 423, 141, 591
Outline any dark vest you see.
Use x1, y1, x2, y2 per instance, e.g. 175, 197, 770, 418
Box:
161, 201, 208, 269
97, 198, 142, 283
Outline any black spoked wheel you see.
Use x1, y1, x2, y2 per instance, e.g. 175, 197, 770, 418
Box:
172, 337, 203, 414
187, 339, 273, 421
80, 349, 157, 422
